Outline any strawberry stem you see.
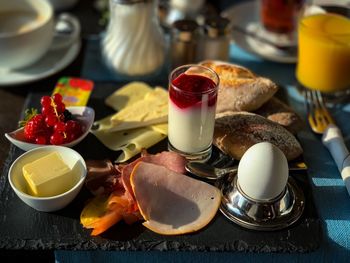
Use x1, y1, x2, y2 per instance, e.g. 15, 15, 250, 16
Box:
18, 108, 38, 128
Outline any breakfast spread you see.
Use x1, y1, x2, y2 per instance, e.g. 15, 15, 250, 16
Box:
22, 151, 77, 197
7, 59, 308, 237
19, 94, 83, 145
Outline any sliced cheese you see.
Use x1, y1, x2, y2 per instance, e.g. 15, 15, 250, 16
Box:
22, 152, 76, 197
150, 123, 168, 134
80, 195, 109, 228
109, 88, 168, 132
144, 87, 168, 101
91, 115, 167, 163
105, 82, 153, 111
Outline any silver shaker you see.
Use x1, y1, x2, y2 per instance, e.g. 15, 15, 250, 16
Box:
170, 19, 199, 69
197, 16, 231, 62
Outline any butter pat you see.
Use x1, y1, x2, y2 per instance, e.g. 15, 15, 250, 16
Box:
22, 152, 75, 197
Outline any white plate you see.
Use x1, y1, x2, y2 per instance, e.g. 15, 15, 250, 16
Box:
222, 1, 297, 64
0, 40, 81, 87
5, 106, 95, 151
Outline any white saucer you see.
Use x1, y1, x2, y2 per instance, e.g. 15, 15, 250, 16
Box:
0, 40, 81, 87
222, 1, 297, 64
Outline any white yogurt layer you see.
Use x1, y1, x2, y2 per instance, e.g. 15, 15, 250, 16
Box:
168, 99, 216, 153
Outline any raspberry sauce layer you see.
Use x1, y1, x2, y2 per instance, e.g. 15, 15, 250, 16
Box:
170, 73, 217, 109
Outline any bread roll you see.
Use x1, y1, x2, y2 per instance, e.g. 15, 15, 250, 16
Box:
255, 97, 304, 135
213, 111, 303, 161
199, 60, 278, 113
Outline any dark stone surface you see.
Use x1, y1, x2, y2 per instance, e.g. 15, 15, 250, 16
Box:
0, 84, 322, 253
0, 0, 321, 256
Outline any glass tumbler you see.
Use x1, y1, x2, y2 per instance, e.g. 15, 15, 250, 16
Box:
259, 0, 306, 46
168, 65, 219, 162
296, 5, 350, 100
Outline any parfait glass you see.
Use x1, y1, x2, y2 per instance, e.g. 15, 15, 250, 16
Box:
168, 65, 219, 162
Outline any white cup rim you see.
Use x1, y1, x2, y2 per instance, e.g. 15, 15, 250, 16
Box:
0, 0, 53, 39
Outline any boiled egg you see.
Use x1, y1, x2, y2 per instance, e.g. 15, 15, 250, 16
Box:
237, 142, 289, 201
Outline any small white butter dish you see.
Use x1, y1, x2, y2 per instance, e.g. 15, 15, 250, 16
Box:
8, 146, 87, 212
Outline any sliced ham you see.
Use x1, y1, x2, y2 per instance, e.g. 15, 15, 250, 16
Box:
85, 160, 124, 196
130, 162, 221, 235
121, 151, 187, 200
82, 151, 189, 236
140, 150, 187, 174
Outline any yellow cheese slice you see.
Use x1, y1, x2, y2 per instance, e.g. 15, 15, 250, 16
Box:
108, 88, 168, 132
151, 123, 168, 134
105, 82, 153, 111
80, 195, 109, 228
91, 115, 168, 163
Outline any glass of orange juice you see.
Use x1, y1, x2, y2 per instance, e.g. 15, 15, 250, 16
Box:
296, 5, 350, 99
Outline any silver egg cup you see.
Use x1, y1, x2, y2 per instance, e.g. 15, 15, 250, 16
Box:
217, 172, 305, 231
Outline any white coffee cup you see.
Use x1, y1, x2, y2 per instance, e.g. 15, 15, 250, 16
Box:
0, 0, 80, 70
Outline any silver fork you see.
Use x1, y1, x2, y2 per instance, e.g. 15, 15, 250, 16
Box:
305, 89, 350, 197
305, 89, 335, 134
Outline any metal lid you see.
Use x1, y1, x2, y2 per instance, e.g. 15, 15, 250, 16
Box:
204, 16, 230, 38
216, 172, 305, 231
171, 19, 199, 42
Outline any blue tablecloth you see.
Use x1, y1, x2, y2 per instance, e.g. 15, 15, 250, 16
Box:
55, 39, 350, 263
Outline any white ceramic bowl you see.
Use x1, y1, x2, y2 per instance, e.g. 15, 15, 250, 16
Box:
8, 145, 87, 212
5, 106, 94, 151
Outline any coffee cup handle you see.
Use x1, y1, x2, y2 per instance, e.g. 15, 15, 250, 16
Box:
50, 13, 81, 50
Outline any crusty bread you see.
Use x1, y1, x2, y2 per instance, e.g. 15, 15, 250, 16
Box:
213, 111, 303, 161
199, 60, 278, 113
255, 97, 304, 135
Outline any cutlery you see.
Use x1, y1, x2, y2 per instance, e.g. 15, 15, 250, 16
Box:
305, 89, 350, 196
186, 161, 307, 181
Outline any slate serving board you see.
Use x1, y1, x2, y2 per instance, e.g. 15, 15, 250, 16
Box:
0, 84, 322, 252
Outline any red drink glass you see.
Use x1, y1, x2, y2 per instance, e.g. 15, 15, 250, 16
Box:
261, 0, 305, 34
168, 65, 219, 162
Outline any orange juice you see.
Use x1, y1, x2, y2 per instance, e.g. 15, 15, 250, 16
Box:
296, 13, 350, 93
